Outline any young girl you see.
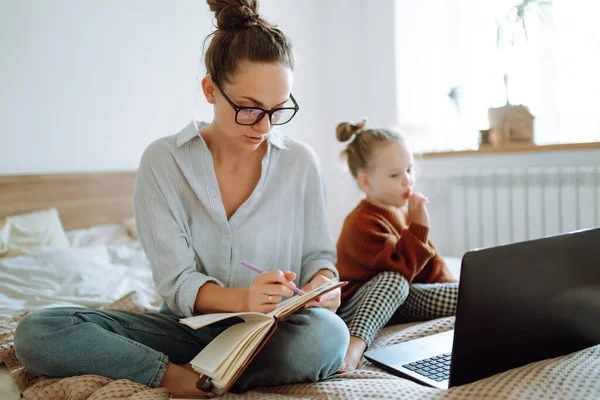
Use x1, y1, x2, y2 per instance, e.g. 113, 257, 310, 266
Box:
14, 1, 347, 397
335, 119, 458, 371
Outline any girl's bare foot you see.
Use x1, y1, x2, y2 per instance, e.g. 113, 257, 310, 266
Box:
338, 336, 367, 373
336, 361, 348, 374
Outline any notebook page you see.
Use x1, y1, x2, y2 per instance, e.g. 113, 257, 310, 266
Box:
269, 280, 343, 319
216, 322, 274, 387
190, 318, 272, 375
181, 311, 271, 330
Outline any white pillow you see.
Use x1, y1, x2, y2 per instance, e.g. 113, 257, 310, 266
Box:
0, 208, 71, 258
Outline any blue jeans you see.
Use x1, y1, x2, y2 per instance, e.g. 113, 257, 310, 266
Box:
13, 305, 349, 393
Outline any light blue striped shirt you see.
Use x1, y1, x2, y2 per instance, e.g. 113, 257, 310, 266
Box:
133, 121, 337, 317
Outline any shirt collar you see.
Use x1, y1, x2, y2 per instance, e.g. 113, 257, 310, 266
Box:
176, 120, 287, 150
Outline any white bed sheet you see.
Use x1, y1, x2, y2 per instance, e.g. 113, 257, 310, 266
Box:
66, 224, 135, 247
0, 225, 157, 400
0, 244, 159, 320
0, 225, 160, 320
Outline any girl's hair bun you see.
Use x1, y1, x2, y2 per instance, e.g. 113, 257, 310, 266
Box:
335, 118, 368, 142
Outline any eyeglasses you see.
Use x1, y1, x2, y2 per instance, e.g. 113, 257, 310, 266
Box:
210, 77, 299, 126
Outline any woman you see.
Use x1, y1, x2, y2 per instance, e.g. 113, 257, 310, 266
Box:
14, 0, 348, 396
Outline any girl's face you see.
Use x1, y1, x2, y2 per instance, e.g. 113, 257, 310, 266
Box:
361, 141, 414, 208
204, 61, 294, 151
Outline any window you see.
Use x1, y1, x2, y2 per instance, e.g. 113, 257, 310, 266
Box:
394, 0, 600, 153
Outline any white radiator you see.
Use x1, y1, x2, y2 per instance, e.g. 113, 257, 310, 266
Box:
419, 166, 600, 257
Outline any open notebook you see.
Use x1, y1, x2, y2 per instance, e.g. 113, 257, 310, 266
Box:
180, 280, 346, 395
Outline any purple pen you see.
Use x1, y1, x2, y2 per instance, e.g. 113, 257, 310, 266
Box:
241, 260, 305, 295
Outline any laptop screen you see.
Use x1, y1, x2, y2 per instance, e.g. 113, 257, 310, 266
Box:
449, 228, 600, 387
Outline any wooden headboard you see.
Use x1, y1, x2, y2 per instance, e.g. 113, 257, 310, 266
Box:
0, 171, 137, 230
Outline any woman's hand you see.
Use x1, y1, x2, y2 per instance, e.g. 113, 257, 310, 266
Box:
301, 274, 341, 313
247, 270, 298, 313
408, 192, 430, 227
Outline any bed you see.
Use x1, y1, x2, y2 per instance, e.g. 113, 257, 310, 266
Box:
1, 172, 599, 400
0, 172, 161, 399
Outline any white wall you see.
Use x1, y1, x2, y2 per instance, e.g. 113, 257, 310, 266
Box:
0, 0, 397, 239
0, 0, 214, 174
266, 0, 398, 238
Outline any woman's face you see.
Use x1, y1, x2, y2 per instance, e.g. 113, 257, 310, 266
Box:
207, 61, 294, 151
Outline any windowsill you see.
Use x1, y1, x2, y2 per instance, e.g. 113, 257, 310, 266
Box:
421, 142, 600, 158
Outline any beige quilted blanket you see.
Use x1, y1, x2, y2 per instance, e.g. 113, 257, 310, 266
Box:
1, 293, 599, 400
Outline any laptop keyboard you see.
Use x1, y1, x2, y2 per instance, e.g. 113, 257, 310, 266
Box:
402, 352, 452, 382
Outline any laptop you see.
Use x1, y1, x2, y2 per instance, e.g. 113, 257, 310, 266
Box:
364, 227, 600, 389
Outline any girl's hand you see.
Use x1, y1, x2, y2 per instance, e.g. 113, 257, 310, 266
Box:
408, 192, 430, 227
301, 274, 341, 313
248, 270, 297, 313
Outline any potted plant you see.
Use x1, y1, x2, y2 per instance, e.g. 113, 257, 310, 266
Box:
486, 0, 552, 147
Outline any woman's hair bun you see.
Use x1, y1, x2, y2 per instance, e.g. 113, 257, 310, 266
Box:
207, 0, 260, 30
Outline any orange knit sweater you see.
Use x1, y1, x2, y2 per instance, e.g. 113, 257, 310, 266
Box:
337, 200, 457, 303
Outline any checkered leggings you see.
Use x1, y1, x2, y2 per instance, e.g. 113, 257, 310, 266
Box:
337, 271, 459, 346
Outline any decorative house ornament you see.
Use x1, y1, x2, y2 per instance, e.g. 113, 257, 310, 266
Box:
488, 104, 534, 146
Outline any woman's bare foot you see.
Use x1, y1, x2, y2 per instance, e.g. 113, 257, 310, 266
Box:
160, 362, 203, 395
181, 362, 196, 373
337, 336, 368, 373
